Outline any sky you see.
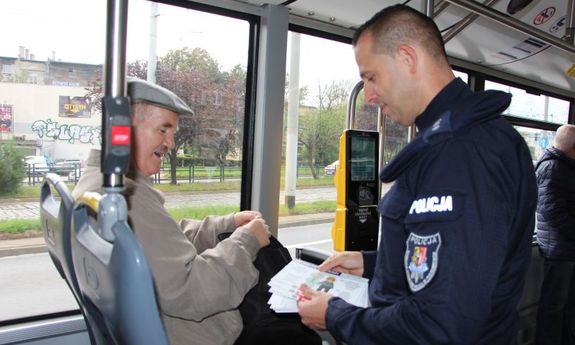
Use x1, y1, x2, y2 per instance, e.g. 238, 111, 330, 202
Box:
0, 0, 359, 103
0, 0, 567, 116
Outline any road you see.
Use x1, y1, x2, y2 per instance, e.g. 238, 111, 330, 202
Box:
0, 222, 334, 322
0, 186, 337, 221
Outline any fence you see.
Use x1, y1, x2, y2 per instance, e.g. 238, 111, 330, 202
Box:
23, 163, 324, 186
151, 164, 323, 184
24, 163, 83, 186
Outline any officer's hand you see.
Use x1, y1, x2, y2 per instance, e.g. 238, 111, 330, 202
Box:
297, 284, 332, 330
233, 210, 262, 227
318, 251, 364, 277
243, 218, 271, 248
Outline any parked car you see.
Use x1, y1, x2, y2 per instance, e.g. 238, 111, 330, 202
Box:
24, 155, 50, 176
324, 160, 339, 176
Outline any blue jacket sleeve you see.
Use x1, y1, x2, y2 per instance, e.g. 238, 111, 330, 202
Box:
362, 251, 377, 279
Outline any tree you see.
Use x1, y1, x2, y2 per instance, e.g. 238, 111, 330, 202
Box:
83, 60, 147, 114
0, 143, 24, 195
162, 47, 223, 83
284, 76, 309, 106
297, 80, 351, 178
83, 48, 247, 185
156, 48, 245, 184
200, 128, 238, 165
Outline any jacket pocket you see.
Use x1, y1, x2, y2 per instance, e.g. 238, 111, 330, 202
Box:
378, 185, 412, 221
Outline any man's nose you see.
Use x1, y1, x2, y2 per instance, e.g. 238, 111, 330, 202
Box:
165, 134, 175, 149
364, 84, 377, 104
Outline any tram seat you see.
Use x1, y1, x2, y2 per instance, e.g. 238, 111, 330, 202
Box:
71, 192, 169, 345
40, 173, 82, 301
41, 173, 104, 344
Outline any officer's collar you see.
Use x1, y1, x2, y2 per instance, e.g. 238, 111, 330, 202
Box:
414, 77, 466, 132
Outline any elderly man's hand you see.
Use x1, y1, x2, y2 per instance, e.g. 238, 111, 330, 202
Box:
242, 218, 271, 248
233, 210, 262, 227
297, 284, 333, 330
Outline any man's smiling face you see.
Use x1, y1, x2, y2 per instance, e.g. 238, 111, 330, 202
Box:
131, 103, 179, 176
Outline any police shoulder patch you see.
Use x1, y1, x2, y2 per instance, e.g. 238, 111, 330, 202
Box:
404, 232, 441, 292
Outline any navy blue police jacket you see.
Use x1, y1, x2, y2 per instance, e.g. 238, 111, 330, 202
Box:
325, 78, 537, 345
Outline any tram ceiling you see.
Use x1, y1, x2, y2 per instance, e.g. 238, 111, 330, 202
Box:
230, 0, 575, 95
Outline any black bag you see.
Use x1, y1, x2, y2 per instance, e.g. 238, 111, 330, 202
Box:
218, 233, 322, 345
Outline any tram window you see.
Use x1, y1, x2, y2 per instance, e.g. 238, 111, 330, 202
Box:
127, 0, 250, 201
0, 0, 251, 323
486, 80, 570, 124
514, 127, 557, 162
0, 0, 106, 323
381, 116, 409, 166
454, 70, 469, 83
280, 32, 357, 253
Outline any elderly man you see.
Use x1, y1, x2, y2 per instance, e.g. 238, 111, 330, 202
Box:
73, 78, 271, 345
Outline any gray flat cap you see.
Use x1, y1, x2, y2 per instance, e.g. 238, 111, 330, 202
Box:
127, 77, 194, 116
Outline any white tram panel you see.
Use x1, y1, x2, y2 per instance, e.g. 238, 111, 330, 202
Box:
436, 0, 574, 93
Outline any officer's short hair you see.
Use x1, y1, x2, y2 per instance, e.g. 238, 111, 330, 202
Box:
352, 4, 447, 62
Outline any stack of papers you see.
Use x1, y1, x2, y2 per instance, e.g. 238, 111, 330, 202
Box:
267, 259, 369, 313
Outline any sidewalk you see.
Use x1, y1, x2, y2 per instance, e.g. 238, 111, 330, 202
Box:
0, 212, 334, 258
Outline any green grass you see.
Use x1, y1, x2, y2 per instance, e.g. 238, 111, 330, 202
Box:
0, 200, 335, 235
278, 200, 335, 216
2, 176, 335, 200
0, 219, 41, 234
168, 205, 240, 219
0, 173, 335, 236
168, 200, 335, 220
2, 185, 45, 199
155, 181, 242, 193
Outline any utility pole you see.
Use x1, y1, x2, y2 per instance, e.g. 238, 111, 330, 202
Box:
147, 2, 158, 83
285, 32, 301, 209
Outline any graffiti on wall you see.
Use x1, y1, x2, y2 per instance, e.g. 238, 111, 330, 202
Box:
32, 119, 101, 145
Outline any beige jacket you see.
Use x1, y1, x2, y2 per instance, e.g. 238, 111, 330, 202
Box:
72, 150, 260, 345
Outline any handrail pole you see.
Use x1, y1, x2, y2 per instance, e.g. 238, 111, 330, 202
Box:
346, 81, 364, 130
103, 0, 129, 189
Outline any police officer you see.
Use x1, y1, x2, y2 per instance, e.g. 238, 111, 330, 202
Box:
297, 5, 537, 344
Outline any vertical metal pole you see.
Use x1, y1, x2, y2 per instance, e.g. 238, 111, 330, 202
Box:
346, 81, 364, 130
103, 0, 129, 188
566, 0, 574, 44
250, 5, 288, 236
408, 0, 435, 142
104, 0, 128, 99
425, 0, 435, 17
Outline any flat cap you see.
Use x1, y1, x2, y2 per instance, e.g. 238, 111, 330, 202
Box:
127, 77, 194, 116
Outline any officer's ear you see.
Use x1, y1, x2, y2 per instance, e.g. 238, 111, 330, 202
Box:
395, 44, 418, 76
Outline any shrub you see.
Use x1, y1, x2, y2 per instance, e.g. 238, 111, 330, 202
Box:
0, 143, 25, 195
